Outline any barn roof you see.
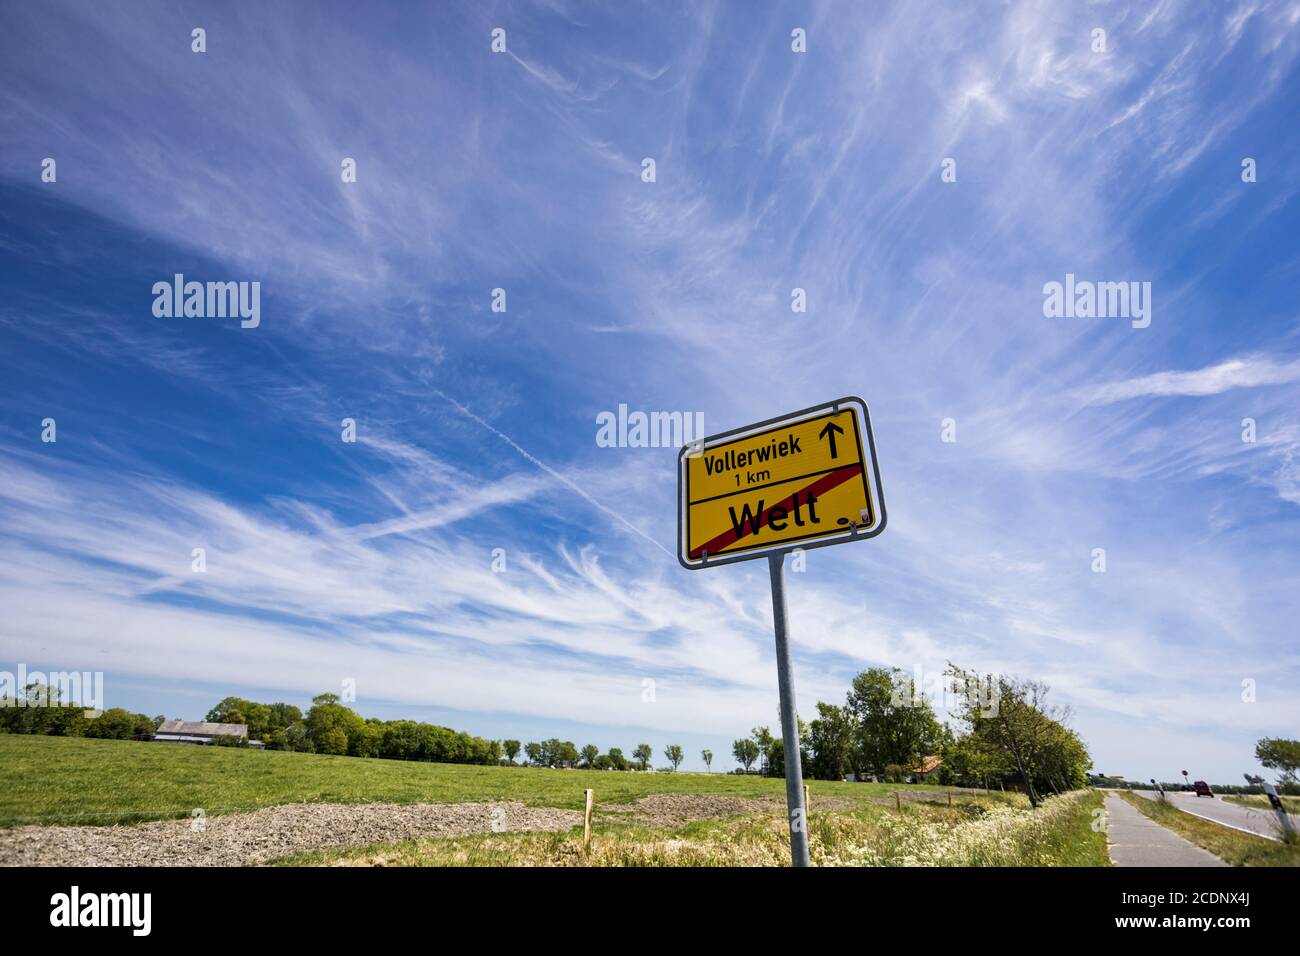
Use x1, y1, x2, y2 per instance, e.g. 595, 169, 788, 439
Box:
155, 720, 248, 737
909, 755, 943, 775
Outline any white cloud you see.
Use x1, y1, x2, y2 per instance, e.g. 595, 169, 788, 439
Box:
1080, 355, 1300, 405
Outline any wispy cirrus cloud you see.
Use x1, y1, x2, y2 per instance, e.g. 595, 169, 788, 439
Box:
2, 0, 1299, 779
1079, 354, 1300, 405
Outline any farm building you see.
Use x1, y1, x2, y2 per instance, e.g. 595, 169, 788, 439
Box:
908, 755, 943, 784
153, 719, 262, 746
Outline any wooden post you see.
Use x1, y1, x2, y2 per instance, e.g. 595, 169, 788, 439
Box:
583, 789, 594, 850
803, 784, 810, 815
948, 792, 952, 807
895, 791, 901, 811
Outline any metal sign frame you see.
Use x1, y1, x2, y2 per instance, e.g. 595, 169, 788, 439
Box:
676, 396, 887, 571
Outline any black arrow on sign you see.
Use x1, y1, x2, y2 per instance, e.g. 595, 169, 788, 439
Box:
818, 420, 844, 459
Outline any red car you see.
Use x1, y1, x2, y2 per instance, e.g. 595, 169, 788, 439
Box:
1192, 780, 1214, 797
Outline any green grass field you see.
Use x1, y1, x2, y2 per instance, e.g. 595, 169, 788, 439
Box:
0, 736, 1107, 867
0, 734, 958, 828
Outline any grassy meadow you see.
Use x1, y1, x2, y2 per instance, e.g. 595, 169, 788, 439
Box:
0, 736, 1110, 867
1, 734, 955, 828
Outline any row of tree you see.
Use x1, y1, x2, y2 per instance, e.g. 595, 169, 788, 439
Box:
730, 664, 1092, 807
4, 669, 1089, 801
208, 697, 717, 773
205, 698, 705, 773
0, 687, 507, 767
0, 686, 698, 773
0, 685, 162, 739
205, 695, 502, 764
11, 677, 1293, 798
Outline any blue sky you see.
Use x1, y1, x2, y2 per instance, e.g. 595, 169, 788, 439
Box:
1, 0, 1298, 783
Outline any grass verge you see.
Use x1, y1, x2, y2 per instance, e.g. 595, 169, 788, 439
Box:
1118, 791, 1300, 866
1223, 793, 1300, 815
274, 790, 1106, 867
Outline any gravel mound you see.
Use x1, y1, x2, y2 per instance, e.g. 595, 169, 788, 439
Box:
0, 790, 918, 867
0, 801, 581, 867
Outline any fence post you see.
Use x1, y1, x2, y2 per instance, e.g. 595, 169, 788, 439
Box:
583, 789, 594, 850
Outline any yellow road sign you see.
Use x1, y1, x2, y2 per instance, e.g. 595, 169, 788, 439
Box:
677, 397, 885, 569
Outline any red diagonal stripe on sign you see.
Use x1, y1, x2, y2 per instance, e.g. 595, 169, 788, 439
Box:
689, 463, 864, 559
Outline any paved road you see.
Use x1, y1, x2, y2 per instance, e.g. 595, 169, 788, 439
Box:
1104, 792, 1227, 866
1132, 789, 1300, 842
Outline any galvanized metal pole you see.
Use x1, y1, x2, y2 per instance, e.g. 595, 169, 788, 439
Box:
768, 552, 810, 867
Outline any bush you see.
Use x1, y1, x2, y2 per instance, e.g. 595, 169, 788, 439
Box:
84, 708, 155, 740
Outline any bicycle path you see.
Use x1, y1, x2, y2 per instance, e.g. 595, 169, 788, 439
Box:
1103, 792, 1227, 866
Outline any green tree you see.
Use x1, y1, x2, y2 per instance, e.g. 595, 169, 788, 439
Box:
267, 702, 303, 733
632, 743, 653, 771
751, 726, 773, 773
539, 739, 579, 768
764, 718, 811, 778
664, 744, 684, 771
524, 742, 544, 766
607, 747, 629, 771
303, 693, 365, 756
353, 719, 384, 758
580, 744, 600, 768
0, 683, 92, 738
701, 748, 713, 772
947, 665, 1085, 808
807, 702, 854, 781
84, 708, 153, 740
502, 739, 521, 765
732, 738, 759, 773
205, 696, 274, 739
272, 721, 312, 752
944, 731, 1007, 790
1256, 738, 1300, 786
1037, 723, 1090, 793
845, 667, 944, 777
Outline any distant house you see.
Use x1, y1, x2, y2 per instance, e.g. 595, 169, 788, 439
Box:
153, 720, 262, 747
908, 755, 943, 784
